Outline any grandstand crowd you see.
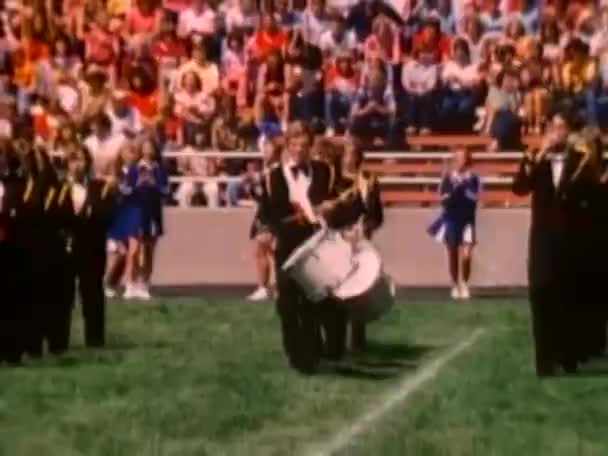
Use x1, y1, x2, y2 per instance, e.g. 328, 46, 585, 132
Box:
0, 0, 605, 209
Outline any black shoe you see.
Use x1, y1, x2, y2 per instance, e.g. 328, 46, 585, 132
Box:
537, 363, 558, 378
561, 361, 579, 375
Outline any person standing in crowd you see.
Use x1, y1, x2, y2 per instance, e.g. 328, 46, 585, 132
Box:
246, 132, 282, 302
263, 121, 336, 374
137, 138, 169, 301
428, 147, 481, 301
106, 143, 144, 300
55, 146, 116, 349
328, 139, 383, 352
512, 111, 600, 377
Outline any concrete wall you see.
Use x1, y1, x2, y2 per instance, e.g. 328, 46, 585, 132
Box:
152, 208, 530, 287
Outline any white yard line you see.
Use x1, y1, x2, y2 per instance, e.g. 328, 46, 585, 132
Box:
305, 328, 486, 456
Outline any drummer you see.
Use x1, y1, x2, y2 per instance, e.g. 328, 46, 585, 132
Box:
328, 139, 384, 352
263, 121, 337, 374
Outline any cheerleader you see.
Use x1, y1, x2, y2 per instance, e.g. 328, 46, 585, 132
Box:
246, 133, 282, 301
136, 139, 169, 300
105, 143, 144, 300
428, 147, 481, 300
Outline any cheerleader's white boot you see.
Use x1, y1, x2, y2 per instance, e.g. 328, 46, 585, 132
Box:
459, 283, 471, 300
135, 284, 152, 301
451, 286, 461, 300
247, 286, 271, 302
123, 284, 138, 300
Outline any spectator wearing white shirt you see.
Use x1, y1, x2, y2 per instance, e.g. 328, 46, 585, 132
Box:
299, 0, 331, 48
84, 114, 128, 179
462, 14, 485, 63
319, 13, 357, 59
106, 90, 144, 137
440, 38, 482, 131
177, 0, 216, 38
480, 0, 506, 34
402, 49, 441, 135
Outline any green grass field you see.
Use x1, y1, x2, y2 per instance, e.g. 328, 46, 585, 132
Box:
1, 297, 607, 456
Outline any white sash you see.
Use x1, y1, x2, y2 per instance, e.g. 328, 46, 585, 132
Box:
282, 162, 318, 224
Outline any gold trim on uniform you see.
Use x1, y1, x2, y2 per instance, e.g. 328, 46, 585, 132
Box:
58, 182, 70, 206
44, 187, 56, 211
22, 177, 33, 203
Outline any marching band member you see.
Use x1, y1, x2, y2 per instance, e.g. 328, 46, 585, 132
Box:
137, 139, 169, 301
56, 146, 116, 349
513, 111, 600, 377
16, 143, 65, 358
246, 133, 282, 302
328, 139, 384, 352
263, 121, 336, 374
428, 147, 480, 301
0, 143, 27, 363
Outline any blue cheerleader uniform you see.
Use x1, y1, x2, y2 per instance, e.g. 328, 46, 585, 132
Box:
108, 163, 144, 243
428, 170, 481, 246
137, 160, 169, 239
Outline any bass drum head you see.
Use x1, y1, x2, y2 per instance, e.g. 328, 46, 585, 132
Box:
333, 241, 381, 300
342, 275, 395, 323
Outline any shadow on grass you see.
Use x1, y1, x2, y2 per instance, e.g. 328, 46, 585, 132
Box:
325, 341, 437, 381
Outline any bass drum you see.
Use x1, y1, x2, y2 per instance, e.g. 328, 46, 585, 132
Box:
282, 227, 356, 303
333, 240, 395, 323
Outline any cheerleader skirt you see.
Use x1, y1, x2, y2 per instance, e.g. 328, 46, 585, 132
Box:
108, 205, 144, 242
427, 215, 476, 247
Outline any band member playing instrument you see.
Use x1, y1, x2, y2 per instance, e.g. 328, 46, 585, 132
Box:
428, 147, 480, 300
328, 140, 384, 352
56, 147, 116, 348
247, 134, 282, 302
513, 111, 600, 377
263, 121, 336, 373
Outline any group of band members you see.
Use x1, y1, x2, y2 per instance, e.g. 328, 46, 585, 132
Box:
253, 121, 384, 374
0, 139, 115, 364
513, 109, 608, 378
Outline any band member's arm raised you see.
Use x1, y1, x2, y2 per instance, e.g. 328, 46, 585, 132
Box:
513, 148, 543, 196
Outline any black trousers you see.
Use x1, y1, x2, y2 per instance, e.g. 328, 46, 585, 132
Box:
66, 250, 106, 348
0, 241, 25, 363
349, 320, 367, 351
529, 286, 577, 375
276, 271, 321, 373
319, 300, 348, 360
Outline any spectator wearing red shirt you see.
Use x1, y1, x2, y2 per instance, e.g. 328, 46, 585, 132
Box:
252, 13, 288, 60
412, 17, 451, 62
324, 52, 359, 134
152, 13, 188, 99
125, 0, 162, 49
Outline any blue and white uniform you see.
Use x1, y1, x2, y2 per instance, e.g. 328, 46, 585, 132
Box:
137, 159, 169, 239
107, 163, 143, 243
428, 169, 481, 246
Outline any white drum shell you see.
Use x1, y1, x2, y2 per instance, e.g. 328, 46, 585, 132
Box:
282, 229, 355, 302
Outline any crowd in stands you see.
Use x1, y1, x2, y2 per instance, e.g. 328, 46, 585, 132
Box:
0, 0, 606, 207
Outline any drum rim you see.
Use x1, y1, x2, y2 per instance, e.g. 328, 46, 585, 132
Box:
281, 227, 331, 271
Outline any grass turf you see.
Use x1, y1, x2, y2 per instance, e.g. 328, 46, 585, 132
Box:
0, 297, 606, 456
